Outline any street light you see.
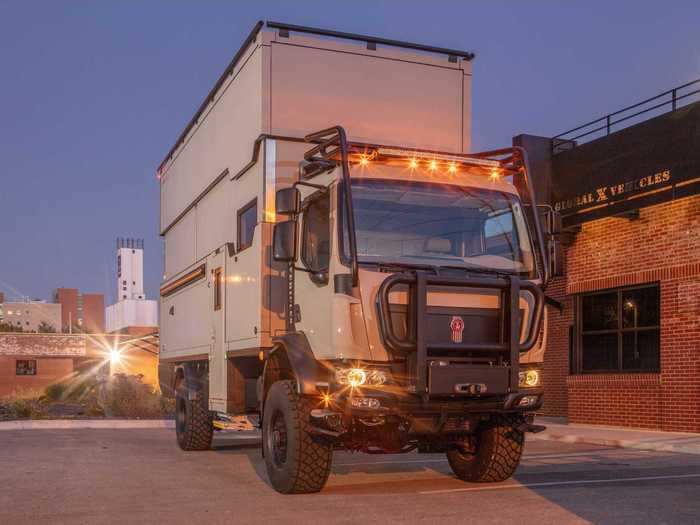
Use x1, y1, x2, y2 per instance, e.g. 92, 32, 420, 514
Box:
109, 348, 121, 364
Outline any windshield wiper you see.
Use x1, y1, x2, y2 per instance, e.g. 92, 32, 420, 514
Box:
438, 264, 515, 278
359, 260, 439, 274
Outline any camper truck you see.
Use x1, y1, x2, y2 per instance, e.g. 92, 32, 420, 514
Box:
158, 21, 558, 494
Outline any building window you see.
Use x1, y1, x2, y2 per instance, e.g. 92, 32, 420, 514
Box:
213, 267, 223, 311
16, 360, 37, 376
575, 284, 660, 373
237, 199, 258, 252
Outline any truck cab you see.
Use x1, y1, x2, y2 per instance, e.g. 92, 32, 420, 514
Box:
254, 128, 553, 492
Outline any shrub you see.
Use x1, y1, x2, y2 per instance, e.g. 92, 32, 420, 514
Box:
45, 382, 68, 401
102, 374, 171, 418
0, 395, 46, 420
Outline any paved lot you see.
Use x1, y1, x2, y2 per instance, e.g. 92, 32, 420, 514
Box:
1, 429, 699, 524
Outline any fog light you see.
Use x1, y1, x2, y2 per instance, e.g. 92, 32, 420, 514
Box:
350, 397, 381, 409
519, 369, 540, 388
518, 395, 539, 407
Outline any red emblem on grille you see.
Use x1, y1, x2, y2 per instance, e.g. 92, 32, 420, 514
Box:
450, 316, 465, 343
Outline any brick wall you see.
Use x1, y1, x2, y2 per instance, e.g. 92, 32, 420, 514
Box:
0, 356, 75, 397
541, 275, 571, 418
567, 374, 662, 429
546, 194, 700, 432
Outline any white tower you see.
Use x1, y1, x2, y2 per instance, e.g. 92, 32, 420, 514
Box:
106, 238, 158, 333
117, 238, 145, 301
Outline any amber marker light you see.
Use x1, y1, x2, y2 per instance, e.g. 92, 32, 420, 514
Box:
448, 163, 457, 173
409, 158, 418, 169
359, 155, 369, 166
429, 160, 438, 171
490, 168, 500, 180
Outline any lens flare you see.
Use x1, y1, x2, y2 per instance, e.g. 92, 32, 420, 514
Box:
110, 348, 122, 364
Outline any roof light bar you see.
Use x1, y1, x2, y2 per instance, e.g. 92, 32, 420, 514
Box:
375, 147, 502, 168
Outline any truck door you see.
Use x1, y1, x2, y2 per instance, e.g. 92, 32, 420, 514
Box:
292, 186, 334, 356
208, 249, 226, 412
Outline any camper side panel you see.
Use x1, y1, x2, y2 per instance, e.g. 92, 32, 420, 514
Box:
160, 42, 264, 238
160, 268, 211, 360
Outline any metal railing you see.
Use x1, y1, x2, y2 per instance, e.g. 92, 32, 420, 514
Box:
552, 78, 700, 154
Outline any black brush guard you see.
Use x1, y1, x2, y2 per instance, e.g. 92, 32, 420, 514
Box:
376, 272, 544, 397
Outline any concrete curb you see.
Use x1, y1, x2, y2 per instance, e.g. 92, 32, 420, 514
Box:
0, 419, 175, 430
532, 424, 700, 456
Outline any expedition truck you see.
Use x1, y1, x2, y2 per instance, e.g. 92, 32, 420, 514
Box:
158, 21, 561, 494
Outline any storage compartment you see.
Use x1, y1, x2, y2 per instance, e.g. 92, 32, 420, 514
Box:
427, 361, 510, 396
226, 356, 264, 414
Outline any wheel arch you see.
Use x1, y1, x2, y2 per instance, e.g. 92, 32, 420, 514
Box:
173, 360, 209, 401
263, 333, 322, 402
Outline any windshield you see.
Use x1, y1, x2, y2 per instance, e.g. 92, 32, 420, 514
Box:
343, 178, 536, 276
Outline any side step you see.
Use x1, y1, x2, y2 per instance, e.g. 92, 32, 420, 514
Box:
213, 413, 260, 431
517, 422, 547, 434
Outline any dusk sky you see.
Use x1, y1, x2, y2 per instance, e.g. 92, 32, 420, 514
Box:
1, 1, 699, 304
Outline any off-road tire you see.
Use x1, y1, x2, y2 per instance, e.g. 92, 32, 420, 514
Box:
446, 415, 524, 482
262, 380, 332, 494
175, 384, 213, 451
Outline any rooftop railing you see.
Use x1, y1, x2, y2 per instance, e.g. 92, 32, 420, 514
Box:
553, 78, 700, 154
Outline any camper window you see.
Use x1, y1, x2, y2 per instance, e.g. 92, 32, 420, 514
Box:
237, 199, 258, 251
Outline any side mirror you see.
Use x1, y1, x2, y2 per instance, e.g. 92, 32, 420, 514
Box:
550, 238, 564, 277
275, 187, 301, 216
273, 220, 298, 262
537, 205, 562, 236
549, 210, 563, 236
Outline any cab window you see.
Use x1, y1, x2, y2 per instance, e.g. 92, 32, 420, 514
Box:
301, 194, 330, 272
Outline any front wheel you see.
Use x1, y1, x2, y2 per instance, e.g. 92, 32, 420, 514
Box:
447, 415, 524, 482
262, 380, 333, 494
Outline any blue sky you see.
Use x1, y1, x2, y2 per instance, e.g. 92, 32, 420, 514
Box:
1, 0, 699, 303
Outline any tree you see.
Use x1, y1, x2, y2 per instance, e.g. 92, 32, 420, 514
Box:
38, 321, 56, 333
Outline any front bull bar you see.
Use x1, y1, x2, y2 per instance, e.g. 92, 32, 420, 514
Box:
376, 272, 545, 396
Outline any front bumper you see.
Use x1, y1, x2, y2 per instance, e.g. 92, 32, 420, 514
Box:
318, 386, 544, 418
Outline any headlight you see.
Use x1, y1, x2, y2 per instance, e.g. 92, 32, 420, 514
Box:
335, 367, 387, 387
519, 369, 541, 388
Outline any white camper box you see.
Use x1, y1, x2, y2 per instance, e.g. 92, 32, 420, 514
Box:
158, 22, 473, 412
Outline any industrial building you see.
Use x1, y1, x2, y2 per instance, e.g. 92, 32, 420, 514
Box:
0, 293, 62, 332
526, 80, 700, 433
105, 238, 158, 335
54, 288, 105, 333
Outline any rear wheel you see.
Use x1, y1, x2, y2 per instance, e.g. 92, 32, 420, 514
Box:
447, 415, 524, 482
175, 380, 213, 451
262, 380, 332, 494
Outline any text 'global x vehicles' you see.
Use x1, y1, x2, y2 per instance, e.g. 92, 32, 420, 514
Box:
158, 21, 561, 494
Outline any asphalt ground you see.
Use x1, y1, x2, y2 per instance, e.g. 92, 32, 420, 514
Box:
1, 429, 698, 524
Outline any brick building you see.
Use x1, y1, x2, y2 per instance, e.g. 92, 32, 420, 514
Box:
0, 333, 87, 397
0, 331, 160, 397
54, 288, 105, 333
524, 84, 700, 433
